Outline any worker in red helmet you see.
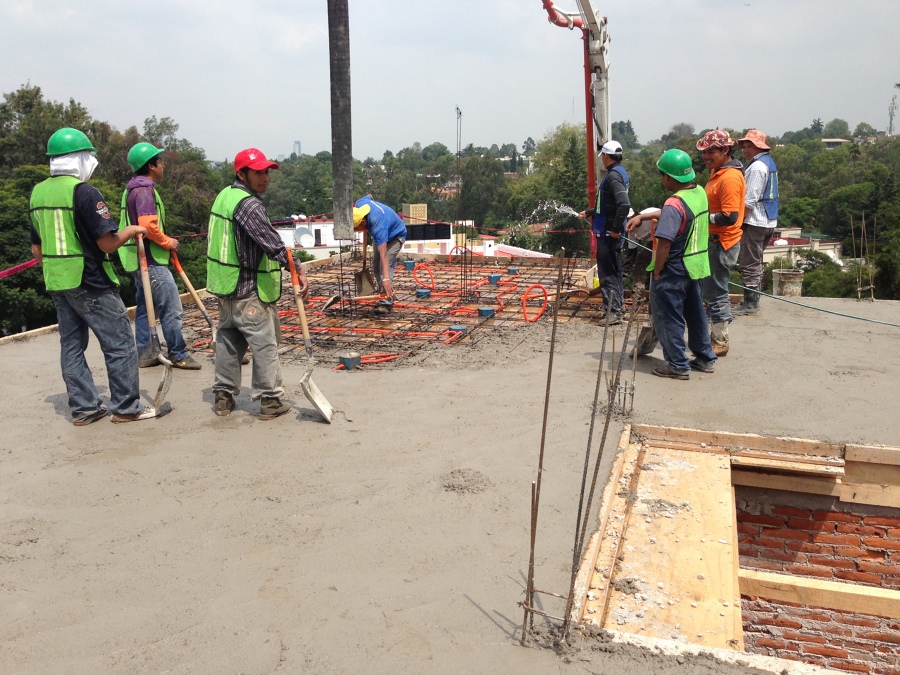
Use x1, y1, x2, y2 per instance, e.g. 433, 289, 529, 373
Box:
696, 129, 745, 356
206, 148, 309, 420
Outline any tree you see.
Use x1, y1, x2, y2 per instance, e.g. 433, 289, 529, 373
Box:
522, 137, 536, 156
822, 118, 851, 139
459, 154, 507, 228
611, 120, 639, 149
811, 118, 824, 135
854, 122, 877, 139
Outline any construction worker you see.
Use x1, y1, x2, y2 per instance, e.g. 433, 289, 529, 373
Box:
29, 128, 154, 424
352, 196, 407, 315
733, 129, 778, 316
118, 142, 201, 370
206, 148, 309, 420
579, 140, 631, 324
696, 129, 745, 356
628, 149, 716, 379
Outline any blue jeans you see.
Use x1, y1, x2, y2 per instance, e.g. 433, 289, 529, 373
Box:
371, 236, 404, 306
596, 235, 624, 314
651, 271, 717, 373
132, 266, 187, 361
51, 288, 144, 417
702, 238, 740, 323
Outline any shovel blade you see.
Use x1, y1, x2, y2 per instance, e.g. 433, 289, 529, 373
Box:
634, 324, 658, 356
152, 363, 173, 409
354, 269, 376, 296
300, 366, 333, 423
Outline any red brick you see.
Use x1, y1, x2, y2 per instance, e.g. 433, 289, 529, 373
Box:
737, 523, 759, 535
865, 516, 900, 527
887, 528, 900, 538
816, 625, 854, 637
859, 561, 900, 575
815, 511, 864, 523
739, 546, 759, 558
884, 578, 900, 588
761, 549, 807, 563
814, 533, 862, 546
804, 645, 850, 659
863, 537, 900, 551
831, 662, 872, 673
809, 557, 857, 569
786, 563, 835, 578
835, 570, 882, 585
786, 541, 834, 554
838, 524, 883, 535
772, 506, 812, 518
757, 537, 788, 549
746, 559, 786, 572
861, 631, 900, 644
783, 630, 827, 644
836, 547, 885, 560
836, 617, 880, 629
783, 607, 836, 622
738, 513, 784, 527
756, 637, 788, 650
767, 528, 811, 541
790, 518, 837, 532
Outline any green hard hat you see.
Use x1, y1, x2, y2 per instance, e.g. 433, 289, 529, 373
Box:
47, 127, 97, 157
656, 149, 695, 183
127, 142, 165, 172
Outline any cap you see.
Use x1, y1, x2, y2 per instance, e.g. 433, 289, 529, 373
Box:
600, 140, 624, 155
696, 129, 736, 151
736, 129, 770, 150
353, 204, 371, 227
234, 148, 279, 171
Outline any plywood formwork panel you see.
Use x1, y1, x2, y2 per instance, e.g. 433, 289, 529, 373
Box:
598, 445, 743, 650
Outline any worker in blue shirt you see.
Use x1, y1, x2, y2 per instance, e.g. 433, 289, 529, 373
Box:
353, 196, 407, 314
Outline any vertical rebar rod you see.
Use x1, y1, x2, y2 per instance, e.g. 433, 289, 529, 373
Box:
521, 248, 566, 645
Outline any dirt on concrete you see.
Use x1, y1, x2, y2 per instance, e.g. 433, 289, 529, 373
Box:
1, 296, 898, 673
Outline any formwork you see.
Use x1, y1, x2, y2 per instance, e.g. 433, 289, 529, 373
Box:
179, 254, 631, 367
571, 424, 900, 674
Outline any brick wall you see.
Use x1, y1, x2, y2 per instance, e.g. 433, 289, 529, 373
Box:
736, 502, 900, 588
743, 596, 900, 674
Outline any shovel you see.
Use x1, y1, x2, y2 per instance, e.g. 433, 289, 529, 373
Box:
354, 233, 377, 296
136, 234, 173, 410
286, 249, 333, 423
171, 251, 216, 343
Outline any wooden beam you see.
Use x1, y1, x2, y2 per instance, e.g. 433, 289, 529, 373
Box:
845, 443, 900, 467
730, 469, 842, 497
730, 455, 844, 477
633, 424, 843, 459
840, 482, 900, 509
739, 568, 900, 619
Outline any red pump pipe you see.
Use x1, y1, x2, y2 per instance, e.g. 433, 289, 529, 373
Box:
541, 0, 585, 29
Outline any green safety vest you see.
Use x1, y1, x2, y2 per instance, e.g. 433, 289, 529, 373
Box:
648, 184, 710, 280
206, 186, 282, 302
117, 187, 170, 272
29, 175, 119, 291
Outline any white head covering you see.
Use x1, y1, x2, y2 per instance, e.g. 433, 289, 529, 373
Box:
49, 150, 99, 182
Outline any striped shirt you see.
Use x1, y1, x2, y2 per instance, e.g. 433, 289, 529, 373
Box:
743, 154, 777, 229
229, 180, 291, 299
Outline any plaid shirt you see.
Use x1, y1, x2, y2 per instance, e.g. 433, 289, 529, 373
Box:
229, 180, 290, 299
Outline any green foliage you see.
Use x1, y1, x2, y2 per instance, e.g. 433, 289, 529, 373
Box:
822, 118, 851, 139
611, 120, 640, 150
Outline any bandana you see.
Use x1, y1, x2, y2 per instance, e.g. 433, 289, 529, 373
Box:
49, 150, 99, 182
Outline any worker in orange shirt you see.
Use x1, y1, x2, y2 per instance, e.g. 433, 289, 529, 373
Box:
696, 130, 745, 356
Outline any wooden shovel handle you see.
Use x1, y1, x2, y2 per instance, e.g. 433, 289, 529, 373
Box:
286, 248, 311, 343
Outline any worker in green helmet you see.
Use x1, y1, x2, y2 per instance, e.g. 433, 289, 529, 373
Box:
626, 148, 717, 380
118, 142, 201, 370
29, 128, 154, 424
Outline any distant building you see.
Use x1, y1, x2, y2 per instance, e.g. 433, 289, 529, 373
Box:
292, 140, 302, 156
822, 138, 850, 150
764, 227, 842, 265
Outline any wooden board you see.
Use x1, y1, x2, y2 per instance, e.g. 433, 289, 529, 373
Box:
633, 424, 843, 459
845, 443, 900, 466
729, 455, 844, 476
730, 469, 842, 497
739, 568, 900, 619
600, 445, 743, 650
840, 482, 900, 509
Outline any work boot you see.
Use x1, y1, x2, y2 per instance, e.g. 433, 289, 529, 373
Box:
710, 321, 730, 357
172, 354, 203, 370
139, 355, 160, 368
73, 407, 108, 426
689, 358, 715, 373
373, 304, 392, 316
260, 397, 291, 420
214, 392, 235, 417
652, 366, 689, 380
733, 290, 760, 316
111, 407, 157, 423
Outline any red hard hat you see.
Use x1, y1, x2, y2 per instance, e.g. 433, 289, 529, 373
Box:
234, 148, 279, 171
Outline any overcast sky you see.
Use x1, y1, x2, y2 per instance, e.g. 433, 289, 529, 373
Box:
2, 1, 898, 163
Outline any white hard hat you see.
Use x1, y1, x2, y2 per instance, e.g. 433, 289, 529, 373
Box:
601, 140, 623, 155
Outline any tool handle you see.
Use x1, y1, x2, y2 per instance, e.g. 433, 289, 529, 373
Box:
286, 249, 312, 348
171, 251, 214, 331
136, 234, 159, 329
360, 233, 368, 272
